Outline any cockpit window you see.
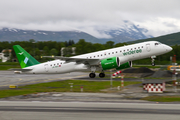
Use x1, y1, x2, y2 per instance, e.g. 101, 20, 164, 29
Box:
155, 42, 161, 46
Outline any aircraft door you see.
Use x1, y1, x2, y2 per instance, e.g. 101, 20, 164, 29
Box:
146, 43, 151, 52
44, 64, 49, 72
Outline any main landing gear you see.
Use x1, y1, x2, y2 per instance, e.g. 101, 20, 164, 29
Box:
89, 66, 96, 78
89, 73, 96, 78
151, 56, 156, 66
89, 72, 105, 78
89, 66, 106, 78
99, 72, 105, 78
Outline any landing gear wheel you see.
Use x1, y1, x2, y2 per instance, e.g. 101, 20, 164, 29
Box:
89, 73, 96, 78
99, 73, 105, 78
151, 56, 156, 66
152, 62, 155, 66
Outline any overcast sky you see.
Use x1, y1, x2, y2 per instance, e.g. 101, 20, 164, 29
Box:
0, 0, 180, 38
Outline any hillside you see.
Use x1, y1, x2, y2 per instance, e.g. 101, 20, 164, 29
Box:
0, 28, 102, 43
128, 32, 180, 45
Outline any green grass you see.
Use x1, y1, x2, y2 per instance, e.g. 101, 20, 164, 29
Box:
133, 65, 161, 68
0, 62, 20, 65
0, 62, 20, 70
0, 66, 21, 70
141, 96, 180, 102
0, 80, 141, 98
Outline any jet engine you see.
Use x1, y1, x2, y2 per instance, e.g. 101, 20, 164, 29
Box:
100, 57, 132, 70
100, 57, 120, 70
116, 61, 132, 70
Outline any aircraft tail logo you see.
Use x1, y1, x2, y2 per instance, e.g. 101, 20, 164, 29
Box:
18, 52, 24, 55
13, 45, 40, 68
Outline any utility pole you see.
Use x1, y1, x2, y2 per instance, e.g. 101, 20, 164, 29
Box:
110, 70, 112, 89
172, 55, 177, 92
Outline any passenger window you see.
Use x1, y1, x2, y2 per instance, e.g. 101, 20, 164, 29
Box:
116, 51, 117, 53
112, 52, 114, 54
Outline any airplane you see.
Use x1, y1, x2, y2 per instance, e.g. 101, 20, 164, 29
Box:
12, 41, 172, 78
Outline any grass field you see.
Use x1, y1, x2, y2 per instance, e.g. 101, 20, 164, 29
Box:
0, 80, 141, 98
0, 80, 180, 102
141, 96, 180, 102
0, 62, 20, 70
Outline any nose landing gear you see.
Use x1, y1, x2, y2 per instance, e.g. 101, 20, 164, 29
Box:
151, 56, 156, 66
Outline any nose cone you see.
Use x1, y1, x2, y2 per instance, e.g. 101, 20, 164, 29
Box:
164, 45, 173, 52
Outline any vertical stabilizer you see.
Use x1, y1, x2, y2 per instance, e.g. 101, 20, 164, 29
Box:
13, 45, 40, 68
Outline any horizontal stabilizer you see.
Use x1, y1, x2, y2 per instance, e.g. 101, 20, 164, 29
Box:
9, 68, 33, 72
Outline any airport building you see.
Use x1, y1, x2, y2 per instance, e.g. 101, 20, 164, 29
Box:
0, 49, 12, 62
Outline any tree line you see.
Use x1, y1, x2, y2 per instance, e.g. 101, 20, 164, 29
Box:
0, 39, 179, 64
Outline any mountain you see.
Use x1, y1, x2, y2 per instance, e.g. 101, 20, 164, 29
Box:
0, 21, 152, 43
0, 28, 102, 43
127, 32, 180, 46
97, 21, 153, 43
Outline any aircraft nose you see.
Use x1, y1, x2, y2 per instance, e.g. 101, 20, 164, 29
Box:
164, 45, 173, 52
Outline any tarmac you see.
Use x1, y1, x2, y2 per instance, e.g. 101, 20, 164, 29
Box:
0, 70, 180, 103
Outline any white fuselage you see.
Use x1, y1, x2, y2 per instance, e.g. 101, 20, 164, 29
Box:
24, 41, 172, 74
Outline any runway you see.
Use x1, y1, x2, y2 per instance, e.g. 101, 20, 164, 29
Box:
0, 101, 179, 120
0, 71, 88, 88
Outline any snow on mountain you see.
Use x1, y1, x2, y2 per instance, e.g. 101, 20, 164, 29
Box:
0, 21, 153, 43
97, 21, 153, 43
0, 28, 102, 43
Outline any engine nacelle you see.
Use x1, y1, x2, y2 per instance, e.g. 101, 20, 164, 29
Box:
116, 61, 132, 70
100, 57, 120, 70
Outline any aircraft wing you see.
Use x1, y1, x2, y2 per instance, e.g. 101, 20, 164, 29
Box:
42, 56, 100, 65
9, 68, 33, 72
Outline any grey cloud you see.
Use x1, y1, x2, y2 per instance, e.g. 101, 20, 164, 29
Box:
0, 0, 180, 37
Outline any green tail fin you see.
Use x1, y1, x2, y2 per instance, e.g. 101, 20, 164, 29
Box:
13, 45, 40, 68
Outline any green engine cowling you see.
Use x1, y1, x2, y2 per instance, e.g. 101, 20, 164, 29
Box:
100, 57, 120, 70
116, 61, 132, 70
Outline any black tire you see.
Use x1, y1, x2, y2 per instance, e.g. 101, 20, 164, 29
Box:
152, 62, 155, 66
99, 73, 105, 78
89, 73, 96, 78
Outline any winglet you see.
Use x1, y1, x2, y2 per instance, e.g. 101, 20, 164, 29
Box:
13, 45, 40, 68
